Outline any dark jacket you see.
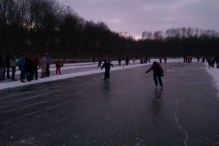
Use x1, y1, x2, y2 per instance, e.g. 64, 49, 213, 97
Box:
25, 57, 33, 72
32, 58, 39, 67
5, 55, 10, 67
147, 64, 163, 74
215, 56, 219, 63
101, 62, 113, 72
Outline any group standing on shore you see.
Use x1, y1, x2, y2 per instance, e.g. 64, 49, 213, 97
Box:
0, 52, 52, 82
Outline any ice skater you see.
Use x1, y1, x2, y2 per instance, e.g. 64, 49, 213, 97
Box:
56, 60, 61, 74
146, 61, 164, 88
101, 60, 113, 80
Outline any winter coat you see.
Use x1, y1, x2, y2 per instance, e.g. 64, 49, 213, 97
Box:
32, 58, 39, 67
56, 61, 61, 69
5, 55, 10, 67
215, 56, 219, 63
147, 64, 163, 74
19, 56, 25, 71
0, 56, 3, 68
25, 58, 33, 72
40, 56, 47, 72
101, 62, 113, 72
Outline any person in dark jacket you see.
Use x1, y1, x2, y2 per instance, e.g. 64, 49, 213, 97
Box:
56, 60, 61, 74
126, 56, 129, 65
98, 58, 102, 67
118, 57, 121, 66
5, 53, 11, 79
32, 55, 39, 80
214, 55, 219, 69
101, 60, 113, 80
45, 53, 50, 77
25, 54, 33, 81
146, 61, 164, 88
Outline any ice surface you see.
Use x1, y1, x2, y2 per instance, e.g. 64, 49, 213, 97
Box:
0, 58, 218, 95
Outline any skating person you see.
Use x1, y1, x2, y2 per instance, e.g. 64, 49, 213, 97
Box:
101, 60, 113, 80
163, 56, 167, 63
45, 53, 50, 77
40, 54, 47, 78
98, 58, 102, 67
118, 57, 121, 66
92, 58, 95, 64
126, 56, 129, 65
144, 57, 147, 63
18, 53, 26, 82
5, 53, 11, 79
146, 61, 164, 88
202, 56, 206, 63
56, 60, 61, 74
140, 58, 143, 64
214, 55, 219, 69
133, 58, 135, 64
197, 55, 200, 62
10, 53, 17, 81
159, 56, 162, 63
187, 56, 191, 63
32, 55, 39, 80
211, 57, 215, 68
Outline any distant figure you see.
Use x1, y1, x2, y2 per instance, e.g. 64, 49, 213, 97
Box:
133, 58, 135, 64
98, 58, 102, 67
10, 53, 17, 81
202, 56, 205, 63
146, 61, 164, 88
118, 57, 121, 66
159, 56, 162, 63
163, 56, 167, 63
101, 60, 113, 80
197, 55, 200, 62
25, 54, 33, 81
126, 56, 129, 65
40, 54, 47, 78
5, 53, 11, 79
148, 57, 150, 63
56, 60, 61, 74
18, 53, 26, 82
32, 55, 39, 80
45, 53, 50, 77
140, 58, 144, 64
144, 57, 147, 63
215, 55, 219, 69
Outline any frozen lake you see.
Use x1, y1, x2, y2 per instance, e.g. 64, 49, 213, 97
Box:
0, 60, 219, 145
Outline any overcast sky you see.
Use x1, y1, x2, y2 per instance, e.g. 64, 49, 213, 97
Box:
57, 0, 219, 39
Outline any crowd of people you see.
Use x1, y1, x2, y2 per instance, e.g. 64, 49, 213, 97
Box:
196, 55, 219, 68
0, 52, 51, 82
1, 54, 219, 83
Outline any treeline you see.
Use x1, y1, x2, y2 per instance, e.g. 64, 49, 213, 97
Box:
0, 0, 219, 59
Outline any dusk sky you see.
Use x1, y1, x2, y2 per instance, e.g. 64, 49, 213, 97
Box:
58, 0, 219, 39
